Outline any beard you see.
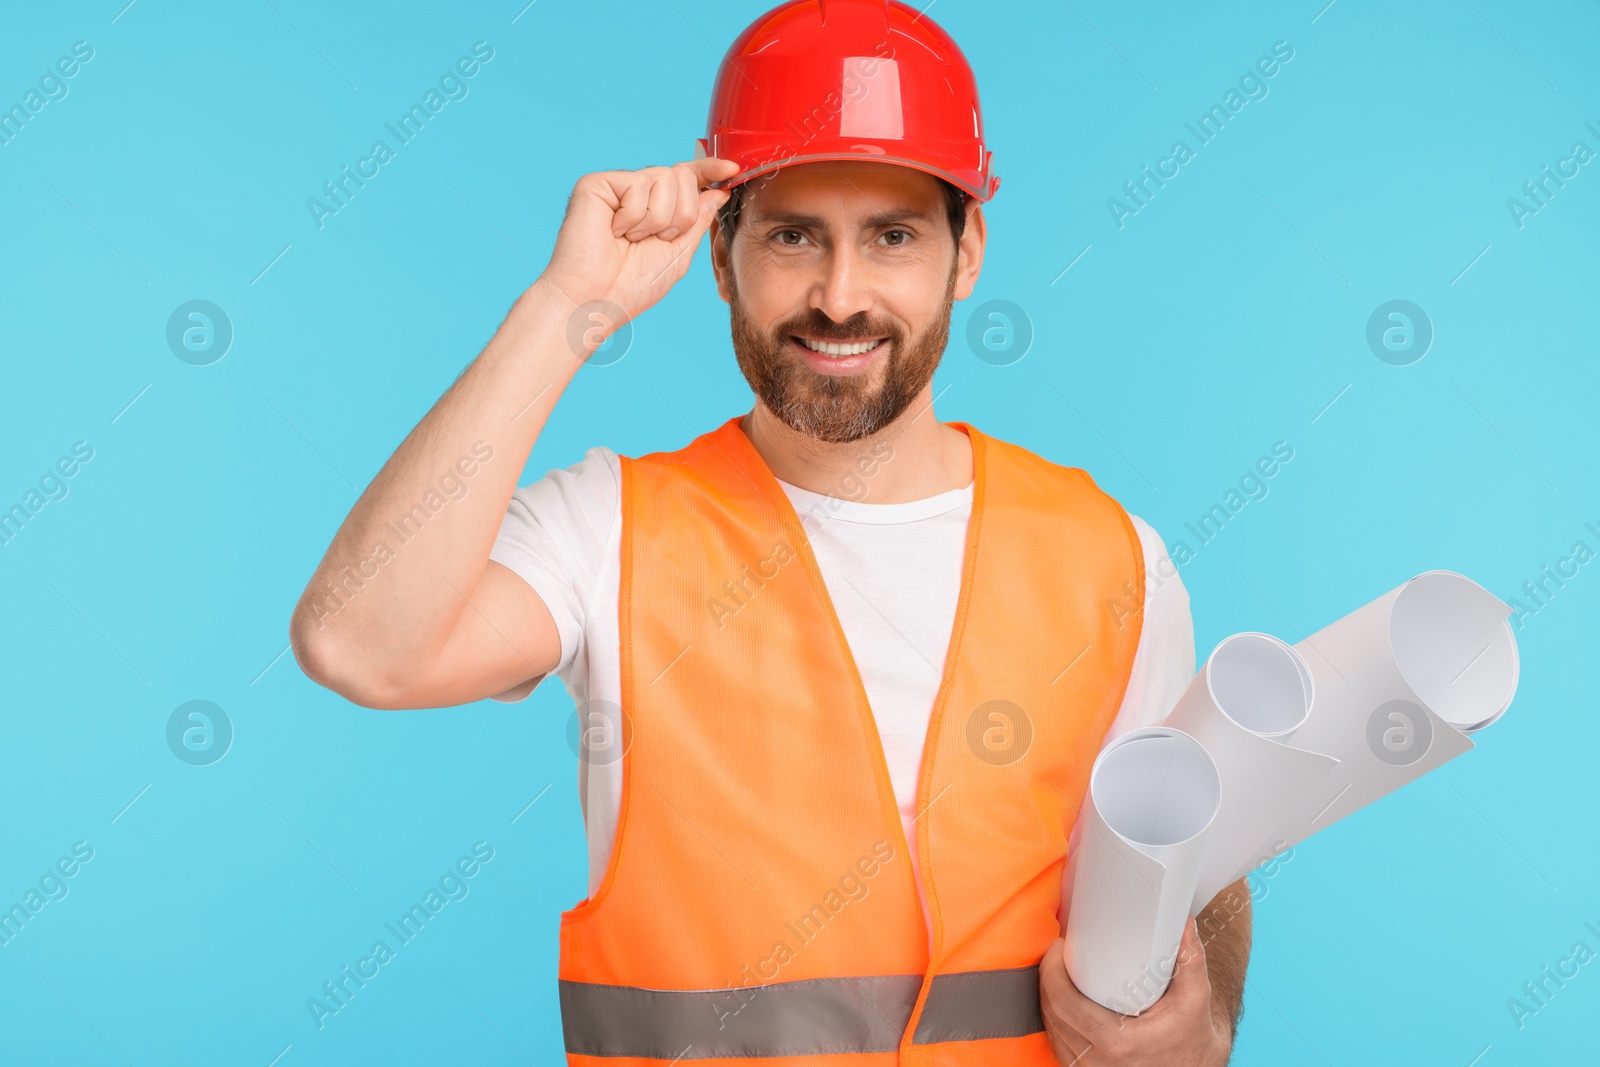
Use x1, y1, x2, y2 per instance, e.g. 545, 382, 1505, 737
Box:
727, 263, 958, 444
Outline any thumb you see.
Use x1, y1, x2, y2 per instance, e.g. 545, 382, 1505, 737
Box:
1164, 917, 1213, 1006
689, 186, 731, 241
686, 154, 743, 185
663, 186, 730, 260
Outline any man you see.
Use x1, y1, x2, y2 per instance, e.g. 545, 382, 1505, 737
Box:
290, 1, 1251, 1063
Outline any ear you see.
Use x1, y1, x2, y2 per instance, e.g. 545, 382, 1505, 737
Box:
710, 216, 732, 305
952, 198, 986, 302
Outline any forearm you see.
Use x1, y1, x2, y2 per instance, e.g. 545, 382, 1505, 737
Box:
1195, 877, 1252, 1046
291, 156, 735, 702
290, 275, 584, 696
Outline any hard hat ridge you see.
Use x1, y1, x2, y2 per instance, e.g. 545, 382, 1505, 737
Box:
697, 0, 1000, 201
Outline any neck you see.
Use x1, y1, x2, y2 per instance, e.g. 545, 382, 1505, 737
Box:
738, 386, 974, 503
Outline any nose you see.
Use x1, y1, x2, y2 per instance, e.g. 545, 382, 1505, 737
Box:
809, 244, 875, 328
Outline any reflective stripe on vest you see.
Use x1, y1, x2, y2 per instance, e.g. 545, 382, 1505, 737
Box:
557, 415, 1144, 1066
560, 965, 1043, 1058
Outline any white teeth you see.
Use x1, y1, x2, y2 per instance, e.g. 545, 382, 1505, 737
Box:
798, 337, 881, 357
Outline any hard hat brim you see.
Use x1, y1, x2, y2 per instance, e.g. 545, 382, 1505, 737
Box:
701, 146, 1000, 203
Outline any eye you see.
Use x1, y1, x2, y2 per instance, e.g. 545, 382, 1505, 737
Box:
774, 229, 809, 246
880, 228, 912, 246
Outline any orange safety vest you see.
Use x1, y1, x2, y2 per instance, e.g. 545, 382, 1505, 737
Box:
558, 415, 1145, 1065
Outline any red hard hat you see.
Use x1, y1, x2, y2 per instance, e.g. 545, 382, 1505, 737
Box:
697, 0, 1001, 202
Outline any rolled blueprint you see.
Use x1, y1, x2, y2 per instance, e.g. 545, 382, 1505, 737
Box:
1268, 570, 1519, 853
1158, 633, 1341, 916
1061, 727, 1221, 1015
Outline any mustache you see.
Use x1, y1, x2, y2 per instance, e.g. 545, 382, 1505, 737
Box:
775, 314, 901, 344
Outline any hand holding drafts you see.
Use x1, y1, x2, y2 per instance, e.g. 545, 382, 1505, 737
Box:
1059, 570, 1519, 1013
540, 157, 741, 355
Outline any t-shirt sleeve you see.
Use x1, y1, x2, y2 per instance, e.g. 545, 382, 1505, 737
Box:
1099, 513, 1197, 746
485, 445, 620, 700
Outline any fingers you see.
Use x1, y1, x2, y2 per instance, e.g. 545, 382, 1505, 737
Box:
686, 154, 742, 186
626, 169, 678, 241
608, 158, 742, 243
1039, 937, 1115, 1037
661, 162, 702, 241
1042, 926, 1226, 1067
1037, 939, 1093, 1059
675, 185, 730, 248
612, 175, 652, 238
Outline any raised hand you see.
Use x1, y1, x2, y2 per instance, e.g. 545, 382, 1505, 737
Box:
541, 156, 741, 336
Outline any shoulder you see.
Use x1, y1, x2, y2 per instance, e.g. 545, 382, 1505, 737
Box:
504, 445, 621, 539
621, 424, 733, 482
970, 426, 1141, 551
1125, 513, 1163, 559
1123, 512, 1191, 615
969, 424, 1113, 499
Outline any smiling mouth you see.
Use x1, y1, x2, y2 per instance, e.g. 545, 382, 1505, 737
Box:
789, 335, 888, 358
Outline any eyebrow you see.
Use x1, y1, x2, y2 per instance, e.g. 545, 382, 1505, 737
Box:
752, 207, 936, 230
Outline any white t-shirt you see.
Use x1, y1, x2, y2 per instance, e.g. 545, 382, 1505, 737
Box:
489, 444, 1196, 897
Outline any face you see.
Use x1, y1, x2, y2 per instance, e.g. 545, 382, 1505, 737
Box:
712, 160, 984, 444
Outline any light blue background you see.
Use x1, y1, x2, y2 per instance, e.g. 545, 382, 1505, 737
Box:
2, 0, 1596, 1063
